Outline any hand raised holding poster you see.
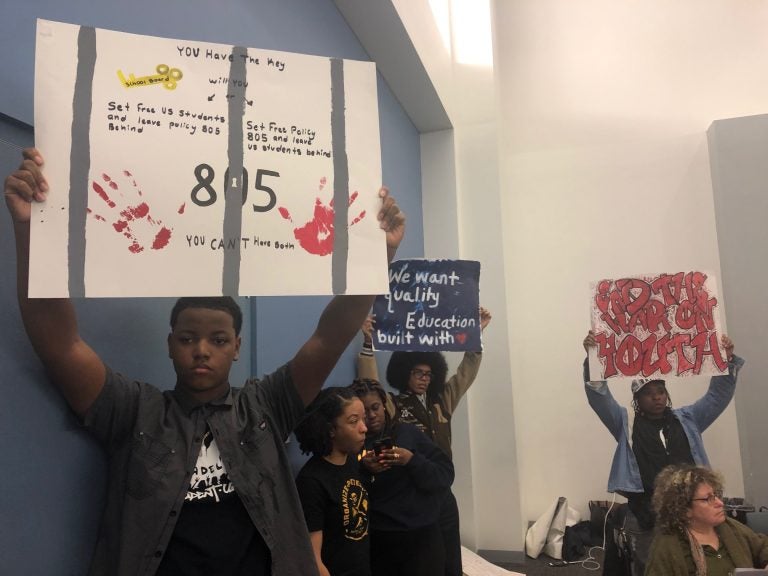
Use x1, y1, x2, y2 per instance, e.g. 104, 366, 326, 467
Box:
589, 271, 729, 379
32, 19, 385, 297
372, 259, 481, 351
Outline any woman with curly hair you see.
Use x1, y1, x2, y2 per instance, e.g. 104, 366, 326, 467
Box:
646, 464, 768, 576
294, 387, 371, 576
351, 379, 454, 576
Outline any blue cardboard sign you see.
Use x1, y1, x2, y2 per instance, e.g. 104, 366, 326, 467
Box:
372, 259, 481, 351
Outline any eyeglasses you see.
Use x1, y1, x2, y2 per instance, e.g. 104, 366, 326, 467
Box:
691, 490, 724, 505
411, 369, 433, 380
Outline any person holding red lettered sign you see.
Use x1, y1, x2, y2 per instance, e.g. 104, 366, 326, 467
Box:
582, 330, 744, 576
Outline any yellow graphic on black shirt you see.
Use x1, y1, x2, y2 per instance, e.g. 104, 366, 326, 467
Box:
342, 478, 369, 541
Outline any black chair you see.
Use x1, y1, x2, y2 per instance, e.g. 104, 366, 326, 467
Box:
746, 510, 768, 535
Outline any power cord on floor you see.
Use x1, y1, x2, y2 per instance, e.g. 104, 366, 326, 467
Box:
540, 493, 619, 571
573, 493, 617, 571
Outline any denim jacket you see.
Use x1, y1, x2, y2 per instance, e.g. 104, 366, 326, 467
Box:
583, 355, 744, 494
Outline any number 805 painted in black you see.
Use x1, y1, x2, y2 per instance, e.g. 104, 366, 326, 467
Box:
191, 163, 280, 212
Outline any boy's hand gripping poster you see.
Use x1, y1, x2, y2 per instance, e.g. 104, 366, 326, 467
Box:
589, 271, 729, 380
31, 19, 385, 297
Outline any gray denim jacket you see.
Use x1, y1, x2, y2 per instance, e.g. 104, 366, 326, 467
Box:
83, 363, 316, 576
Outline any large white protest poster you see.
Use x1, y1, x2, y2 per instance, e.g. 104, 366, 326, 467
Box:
31, 19, 385, 297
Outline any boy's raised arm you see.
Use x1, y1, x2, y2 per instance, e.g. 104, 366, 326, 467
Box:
5, 148, 105, 417
290, 186, 405, 406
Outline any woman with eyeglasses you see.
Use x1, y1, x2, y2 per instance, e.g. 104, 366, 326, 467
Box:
368, 307, 492, 460
350, 379, 454, 576
646, 464, 768, 575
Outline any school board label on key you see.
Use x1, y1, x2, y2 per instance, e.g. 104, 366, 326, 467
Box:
31, 19, 385, 297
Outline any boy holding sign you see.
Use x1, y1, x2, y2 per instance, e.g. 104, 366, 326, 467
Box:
5, 147, 405, 576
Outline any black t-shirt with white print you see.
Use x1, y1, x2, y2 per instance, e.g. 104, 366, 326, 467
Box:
156, 426, 270, 576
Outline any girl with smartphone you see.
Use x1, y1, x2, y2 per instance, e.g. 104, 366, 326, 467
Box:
351, 379, 454, 576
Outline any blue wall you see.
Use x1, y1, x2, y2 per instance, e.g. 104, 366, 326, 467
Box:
0, 1, 423, 573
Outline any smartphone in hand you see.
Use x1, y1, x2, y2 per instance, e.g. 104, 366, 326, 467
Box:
373, 437, 393, 456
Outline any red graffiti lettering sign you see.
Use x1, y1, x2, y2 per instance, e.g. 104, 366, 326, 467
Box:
589, 271, 728, 379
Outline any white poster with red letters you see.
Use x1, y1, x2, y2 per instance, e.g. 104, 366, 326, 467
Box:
589, 271, 728, 379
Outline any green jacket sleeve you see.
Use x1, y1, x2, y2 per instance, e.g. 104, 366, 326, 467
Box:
645, 531, 694, 576
720, 517, 768, 568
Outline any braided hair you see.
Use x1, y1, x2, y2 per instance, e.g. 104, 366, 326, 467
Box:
294, 387, 359, 457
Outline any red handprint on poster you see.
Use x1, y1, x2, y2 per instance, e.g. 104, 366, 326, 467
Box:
88, 171, 185, 254
278, 177, 366, 256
